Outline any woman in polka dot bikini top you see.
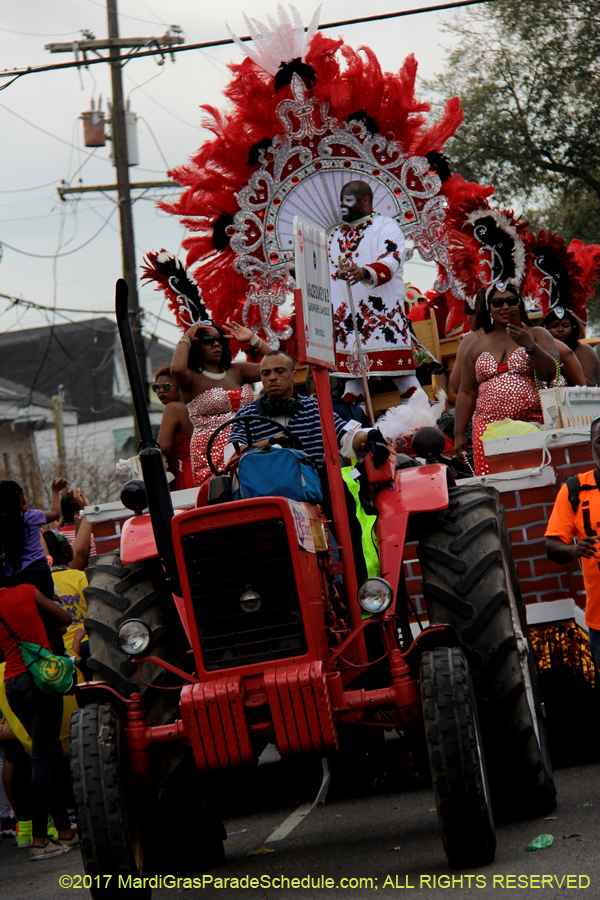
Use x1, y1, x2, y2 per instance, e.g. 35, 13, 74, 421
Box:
454, 285, 562, 475
171, 320, 270, 486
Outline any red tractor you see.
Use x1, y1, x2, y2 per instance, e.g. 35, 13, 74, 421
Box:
71, 282, 555, 895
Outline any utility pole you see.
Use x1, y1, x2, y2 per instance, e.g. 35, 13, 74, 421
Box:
106, 0, 147, 399
45, 8, 184, 404
52, 385, 68, 476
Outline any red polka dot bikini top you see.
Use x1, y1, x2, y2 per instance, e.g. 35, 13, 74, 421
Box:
186, 384, 254, 427
475, 346, 533, 384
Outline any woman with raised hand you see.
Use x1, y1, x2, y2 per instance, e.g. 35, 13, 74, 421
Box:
170, 320, 269, 486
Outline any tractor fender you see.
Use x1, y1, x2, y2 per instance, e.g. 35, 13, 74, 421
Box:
74, 680, 132, 717
120, 513, 158, 564
402, 623, 460, 671
375, 464, 452, 599
121, 508, 190, 565
390, 463, 452, 515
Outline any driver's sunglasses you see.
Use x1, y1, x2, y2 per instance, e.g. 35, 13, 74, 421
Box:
199, 335, 225, 347
490, 295, 520, 308
152, 382, 174, 393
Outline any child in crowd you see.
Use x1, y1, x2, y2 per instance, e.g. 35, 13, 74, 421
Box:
43, 531, 90, 672
44, 532, 88, 626
0, 479, 71, 660
0, 479, 67, 600
57, 490, 97, 562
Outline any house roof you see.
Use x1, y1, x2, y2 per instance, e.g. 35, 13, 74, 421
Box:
0, 318, 172, 424
0, 376, 77, 427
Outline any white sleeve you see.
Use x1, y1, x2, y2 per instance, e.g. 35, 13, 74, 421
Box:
339, 419, 364, 459
223, 443, 236, 463
362, 265, 378, 286
340, 430, 358, 459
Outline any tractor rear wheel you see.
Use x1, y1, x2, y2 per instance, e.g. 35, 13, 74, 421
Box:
417, 484, 556, 818
70, 703, 150, 898
420, 647, 496, 869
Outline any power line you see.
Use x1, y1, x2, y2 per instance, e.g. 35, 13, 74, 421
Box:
0, 295, 176, 357
0, 293, 182, 334
0, 0, 497, 86
0, 293, 114, 315
134, 0, 166, 26
84, 0, 167, 27
0, 27, 80, 37
0, 101, 112, 161
122, 79, 199, 130
1, 207, 117, 258
136, 116, 170, 170
0, 179, 61, 194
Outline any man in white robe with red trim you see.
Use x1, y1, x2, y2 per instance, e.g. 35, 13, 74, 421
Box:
328, 181, 419, 400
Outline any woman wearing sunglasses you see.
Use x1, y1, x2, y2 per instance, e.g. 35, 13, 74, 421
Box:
152, 365, 194, 491
454, 285, 561, 475
170, 321, 269, 485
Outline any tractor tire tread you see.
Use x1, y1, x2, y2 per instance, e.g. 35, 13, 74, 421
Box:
421, 647, 496, 869
417, 485, 556, 818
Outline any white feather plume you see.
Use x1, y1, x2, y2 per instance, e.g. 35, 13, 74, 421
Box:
377, 388, 447, 447
226, 4, 322, 76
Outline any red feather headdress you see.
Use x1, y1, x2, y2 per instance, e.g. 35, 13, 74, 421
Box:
149, 7, 470, 344
523, 231, 600, 324
439, 174, 527, 310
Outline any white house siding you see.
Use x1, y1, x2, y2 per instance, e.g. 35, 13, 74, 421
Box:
34, 412, 163, 504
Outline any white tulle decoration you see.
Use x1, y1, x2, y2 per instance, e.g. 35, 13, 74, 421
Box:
226, 4, 322, 76
377, 388, 447, 447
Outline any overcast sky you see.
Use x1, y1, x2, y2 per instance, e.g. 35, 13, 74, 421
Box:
0, 1, 464, 360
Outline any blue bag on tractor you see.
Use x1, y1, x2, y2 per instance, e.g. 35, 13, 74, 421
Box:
235, 446, 323, 503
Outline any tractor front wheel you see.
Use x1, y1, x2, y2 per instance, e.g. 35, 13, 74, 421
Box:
70, 703, 150, 898
421, 647, 496, 869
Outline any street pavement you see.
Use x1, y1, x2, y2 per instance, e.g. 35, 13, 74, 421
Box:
1, 757, 598, 900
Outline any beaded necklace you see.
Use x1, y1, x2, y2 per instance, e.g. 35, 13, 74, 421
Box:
533, 356, 561, 403
200, 368, 227, 381
328, 213, 376, 271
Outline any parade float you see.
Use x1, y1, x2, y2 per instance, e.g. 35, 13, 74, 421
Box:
69, 6, 600, 893
90, 5, 600, 699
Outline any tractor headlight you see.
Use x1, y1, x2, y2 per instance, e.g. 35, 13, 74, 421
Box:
357, 578, 393, 615
117, 619, 151, 655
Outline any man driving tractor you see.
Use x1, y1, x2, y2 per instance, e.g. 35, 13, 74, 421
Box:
225, 350, 391, 468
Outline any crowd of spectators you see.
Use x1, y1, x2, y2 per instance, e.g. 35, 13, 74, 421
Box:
0, 481, 92, 860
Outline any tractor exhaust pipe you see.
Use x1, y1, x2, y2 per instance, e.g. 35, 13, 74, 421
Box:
115, 279, 179, 588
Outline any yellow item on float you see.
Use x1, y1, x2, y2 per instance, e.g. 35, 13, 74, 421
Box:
480, 418, 541, 441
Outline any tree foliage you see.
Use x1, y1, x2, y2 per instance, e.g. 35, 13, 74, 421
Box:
429, 0, 600, 228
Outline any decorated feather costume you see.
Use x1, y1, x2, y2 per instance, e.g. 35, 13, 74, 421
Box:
148, 5, 470, 350
328, 213, 411, 376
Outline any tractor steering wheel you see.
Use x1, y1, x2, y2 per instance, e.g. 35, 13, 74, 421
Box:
205, 414, 298, 477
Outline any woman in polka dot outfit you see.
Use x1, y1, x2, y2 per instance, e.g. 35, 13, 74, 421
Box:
454, 286, 561, 475
171, 321, 269, 486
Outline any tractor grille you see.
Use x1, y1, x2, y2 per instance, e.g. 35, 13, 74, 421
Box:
182, 519, 306, 670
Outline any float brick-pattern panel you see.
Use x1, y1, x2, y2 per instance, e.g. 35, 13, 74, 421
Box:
404, 470, 589, 615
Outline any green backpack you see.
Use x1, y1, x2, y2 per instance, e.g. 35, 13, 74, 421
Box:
0, 611, 75, 695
